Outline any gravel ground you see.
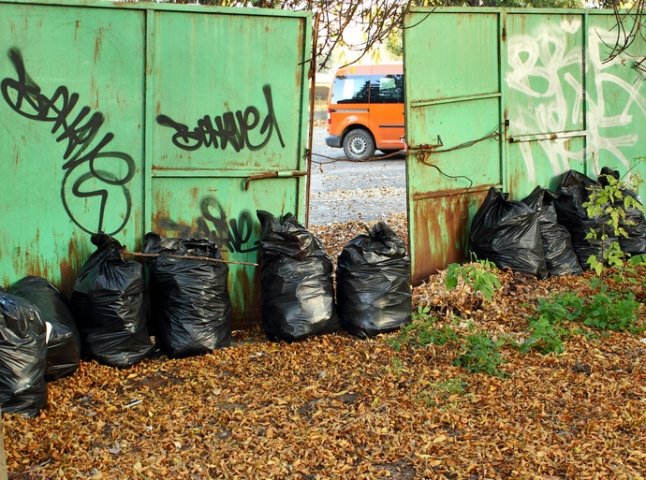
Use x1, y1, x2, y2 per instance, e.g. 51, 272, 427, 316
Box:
309, 127, 407, 225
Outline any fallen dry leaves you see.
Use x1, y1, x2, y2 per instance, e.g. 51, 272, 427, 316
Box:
3, 214, 645, 480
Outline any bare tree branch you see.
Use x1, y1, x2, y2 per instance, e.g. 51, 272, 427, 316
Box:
605, 0, 646, 75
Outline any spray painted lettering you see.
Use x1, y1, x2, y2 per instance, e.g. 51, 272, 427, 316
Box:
1, 48, 134, 235
506, 22, 646, 181
156, 196, 258, 254
156, 85, 285, 153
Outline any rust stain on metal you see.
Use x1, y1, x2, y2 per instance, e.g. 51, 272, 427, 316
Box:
94, 29, 103, 62
190, 187, 200, 206
412, 189, 488, 285
24, 254, 43, 280
151, 190, 171, 234
230, 265, 261, 330
11, 246, 23, 279
507, 169, 521, 198
563, 138, 573, 150
58, 236, 84, 296
58, 258, 75, 296
412, 184, 494, 202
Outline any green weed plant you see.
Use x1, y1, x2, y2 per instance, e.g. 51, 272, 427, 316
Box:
583, 172, 645, 274
388, 305, 459, 351
419, 377, 469, 407
521, 280, 643, 355
445, 260, 502, 302
454, 333, 505, 377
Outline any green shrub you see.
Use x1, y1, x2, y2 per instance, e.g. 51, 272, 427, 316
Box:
520, 315, 569, 354
583, 172, 645, 274
582, 290, 641, 333
388, 305, 459, 351
445, 260, 502, 302
454, 333, 505, 377
524, 280, 643, 353
535, 292, 584, 323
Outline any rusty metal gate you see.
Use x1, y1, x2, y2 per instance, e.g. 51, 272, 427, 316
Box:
404, 8, 646, 284
0, 0, 311, 328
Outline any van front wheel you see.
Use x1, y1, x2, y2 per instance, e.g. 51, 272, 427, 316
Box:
343, 129, 375, 161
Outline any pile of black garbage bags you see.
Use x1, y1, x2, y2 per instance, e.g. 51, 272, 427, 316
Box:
1, 277, 80, 416
257, 211, 411, 342
1, 217, 412, 417
0, 232, 233, 416
470, 169, 646, 278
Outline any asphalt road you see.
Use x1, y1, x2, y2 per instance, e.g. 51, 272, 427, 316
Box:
308, 127, 407, 225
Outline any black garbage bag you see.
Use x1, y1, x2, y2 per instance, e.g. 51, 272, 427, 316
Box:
0, 291, 47, 416
144, 233, 232, 358
70, 234, 153, 367
620, 192, 646, 255
257, 211, 339, 341
598, 167, 646, 255
336, 222, 411, 338
9, 276, 81, 380
522, 187, 583, 276
470, 187, 547, 278
554, 170, 615, 268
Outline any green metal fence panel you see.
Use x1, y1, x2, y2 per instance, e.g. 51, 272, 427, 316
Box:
0, 3, 146, 293
584, 14, 646, 181
148, 9, 310, 327
504, 10, 646, 198
1, 0, 311, 329
405, 11, 503, 283
405, 8, 646, 284
505, 12, 587, 196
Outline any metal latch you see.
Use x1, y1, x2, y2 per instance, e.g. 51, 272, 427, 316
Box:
244, 170, 307, 191
407, 135, 444, 153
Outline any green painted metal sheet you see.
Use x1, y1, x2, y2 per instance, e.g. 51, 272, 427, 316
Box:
405, 8, 646, 284
505, 13, 587, 195
504, 10, 645, 198
405, 11, 503, 284
0, 3, 145, 293
0, 0, 311, 329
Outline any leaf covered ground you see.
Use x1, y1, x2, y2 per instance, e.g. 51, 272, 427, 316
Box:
3, 214, 645, 480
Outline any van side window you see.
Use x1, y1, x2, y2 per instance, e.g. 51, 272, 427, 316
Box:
332, 75, 371, 104
370, 74, 404, 104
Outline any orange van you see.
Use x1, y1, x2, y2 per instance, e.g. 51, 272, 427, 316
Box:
325, 63, 405, 161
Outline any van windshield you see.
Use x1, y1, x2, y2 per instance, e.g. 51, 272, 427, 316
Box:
332, 74, 403, 104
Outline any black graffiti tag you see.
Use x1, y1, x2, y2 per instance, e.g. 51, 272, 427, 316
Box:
154, 198, 258, 254
1, 48, 134, 235
156, 84, 286, 153
197, 196, 258, 254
